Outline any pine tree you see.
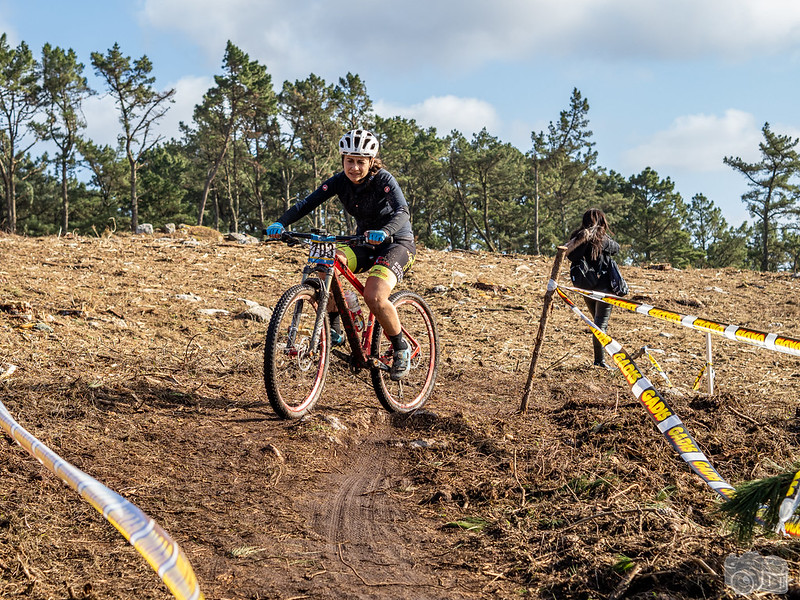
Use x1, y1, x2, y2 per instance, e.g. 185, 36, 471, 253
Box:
90, 43, 175, 231
615, 167, 699, 267
724, 123, 800, 271
38, 44, 93, 232
0, 34, 40, 233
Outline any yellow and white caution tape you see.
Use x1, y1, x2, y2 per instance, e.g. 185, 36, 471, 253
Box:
647, 350, 672, 387
777, 470, 800, 535
0, 385, 204, 600
555, 287, 737, 499
562, 285, 800, 358
634, 347, 672, 388
692, 363, 708, 391
555, 286, 800, 535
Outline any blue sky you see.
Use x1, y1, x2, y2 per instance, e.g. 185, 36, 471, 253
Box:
4, 0, 800, 228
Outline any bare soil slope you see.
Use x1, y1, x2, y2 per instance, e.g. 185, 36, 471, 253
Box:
2, 231, 800, 599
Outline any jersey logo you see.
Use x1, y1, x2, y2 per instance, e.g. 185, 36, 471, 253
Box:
384, 186, 390, 193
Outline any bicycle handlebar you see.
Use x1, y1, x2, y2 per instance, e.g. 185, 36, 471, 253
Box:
264, 229, 393, 246
285, 231, 365, 244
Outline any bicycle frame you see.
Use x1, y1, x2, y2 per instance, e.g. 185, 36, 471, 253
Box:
288, 231, 420, 372
265, 229, 440, 418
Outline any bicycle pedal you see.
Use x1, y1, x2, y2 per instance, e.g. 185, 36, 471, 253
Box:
368, 357, 391, 372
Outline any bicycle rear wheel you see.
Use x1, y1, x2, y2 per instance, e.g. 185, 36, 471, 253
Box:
370, 290, 439, 413
264, 283, 330, 419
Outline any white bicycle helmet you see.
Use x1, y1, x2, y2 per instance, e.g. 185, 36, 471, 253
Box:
339, 129, 379, 157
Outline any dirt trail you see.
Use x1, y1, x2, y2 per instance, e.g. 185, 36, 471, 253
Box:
302, 436, 471, 599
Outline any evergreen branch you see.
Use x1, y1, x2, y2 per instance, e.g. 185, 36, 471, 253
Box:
717, 468, 800, 543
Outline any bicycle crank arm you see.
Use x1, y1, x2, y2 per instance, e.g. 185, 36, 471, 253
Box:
331, 349, 353, 364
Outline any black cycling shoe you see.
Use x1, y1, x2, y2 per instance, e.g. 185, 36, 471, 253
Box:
390, 347, 411, 381
330, 329, 346, 347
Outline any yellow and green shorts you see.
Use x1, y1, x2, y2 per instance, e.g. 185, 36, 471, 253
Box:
339, 238, 416, 283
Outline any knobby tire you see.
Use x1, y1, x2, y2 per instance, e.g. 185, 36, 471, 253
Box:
264, 283, 330, 419
370, 290, 439, 413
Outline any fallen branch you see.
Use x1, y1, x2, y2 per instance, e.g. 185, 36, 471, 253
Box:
609, 564, 642, 600
520, 245, 569, 412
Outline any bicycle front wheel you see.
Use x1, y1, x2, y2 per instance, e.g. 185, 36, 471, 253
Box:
264, 283, 330, 419
371, 290, 439, 413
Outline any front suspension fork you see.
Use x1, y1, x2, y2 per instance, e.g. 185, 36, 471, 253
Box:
302, 265, 334, 354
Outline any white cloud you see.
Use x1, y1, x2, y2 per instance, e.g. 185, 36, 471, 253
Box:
140, 0, 800, 81
140, 0, 317, 83
159, 75, 213, 140
620, 113, 800, 224
374, 96, 500, 139
82, 94, 121, 149
83, 75, 209, 148
622, 109, 762, 173
561, 0, 800, 60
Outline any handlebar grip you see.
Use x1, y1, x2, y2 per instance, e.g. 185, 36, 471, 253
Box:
358, 234, 395, 245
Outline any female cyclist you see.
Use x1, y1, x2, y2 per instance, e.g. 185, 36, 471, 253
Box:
265, 129, 416, 381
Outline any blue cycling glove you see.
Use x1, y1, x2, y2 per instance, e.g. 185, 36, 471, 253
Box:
365, 229, 387, 245
265, 222, 285, 239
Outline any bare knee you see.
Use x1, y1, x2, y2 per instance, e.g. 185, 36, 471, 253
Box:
362, 287, 385, 311
363, 280, 390, 311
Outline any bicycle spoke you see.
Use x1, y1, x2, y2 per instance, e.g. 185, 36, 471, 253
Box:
264, 284, 330, 419
371, 291, 439, 413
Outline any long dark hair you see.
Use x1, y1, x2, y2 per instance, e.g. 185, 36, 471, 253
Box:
368, 157, 384, 176
570, 208, 612, 260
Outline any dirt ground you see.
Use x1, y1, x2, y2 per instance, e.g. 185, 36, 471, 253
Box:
2, 229, 800, 599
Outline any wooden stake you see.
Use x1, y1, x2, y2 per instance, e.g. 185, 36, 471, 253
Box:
519, 244, 570, 413
705, 331, 715, 395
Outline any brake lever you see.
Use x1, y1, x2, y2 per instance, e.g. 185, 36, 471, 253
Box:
282, 232, 300, 247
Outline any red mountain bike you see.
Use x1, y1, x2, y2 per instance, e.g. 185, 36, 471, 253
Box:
264, 230, 440, 419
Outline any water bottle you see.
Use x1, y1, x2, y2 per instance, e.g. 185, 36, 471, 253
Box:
344, 289, 365, 334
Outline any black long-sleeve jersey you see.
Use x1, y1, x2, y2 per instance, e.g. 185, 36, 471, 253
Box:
277, 169, 413, 241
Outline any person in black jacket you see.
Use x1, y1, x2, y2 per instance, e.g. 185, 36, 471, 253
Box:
566, 208, 620, 369
265, 129, 415, 381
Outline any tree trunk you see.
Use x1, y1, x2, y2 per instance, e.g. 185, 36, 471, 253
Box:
128, 152, 138, 231
231, 131, 240, 233
213, 189, 220, 231
197, 147, 229, 227
225, 166, 238, 234
197, 125, 232, 226
454, 186, 496, 252
60, 154, 69, 233
3, 177, 15, 233
761, 206, 770, 271
280, 166, 293, 212
533, 161, 540, 255
481, 185, 496, 252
